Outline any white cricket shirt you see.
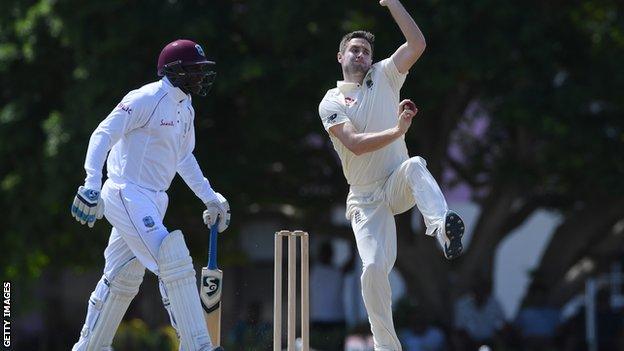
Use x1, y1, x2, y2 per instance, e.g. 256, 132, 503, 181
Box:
318, 58, 409, 186
83, 78, 217, 204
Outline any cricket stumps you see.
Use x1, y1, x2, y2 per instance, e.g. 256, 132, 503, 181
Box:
274, 230, 309, 351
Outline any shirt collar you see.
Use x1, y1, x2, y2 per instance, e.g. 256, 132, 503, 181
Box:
337, 81, 361, 94
337, 69, 373, 94
162, 77, 190, 103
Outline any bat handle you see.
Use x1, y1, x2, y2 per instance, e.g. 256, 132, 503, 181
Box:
207, 218, 219, 269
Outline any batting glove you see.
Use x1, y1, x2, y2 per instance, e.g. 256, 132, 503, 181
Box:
71, 186, 105, 228
203, 192, 230, 233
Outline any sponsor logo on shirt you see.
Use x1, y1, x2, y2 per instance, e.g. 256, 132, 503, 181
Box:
160, 119, 175, 127
353, 210, 363, 224
117, 103, 133, 114
326, 113, 338, 124
143, 216, 155, 228
345, 97, 357, 107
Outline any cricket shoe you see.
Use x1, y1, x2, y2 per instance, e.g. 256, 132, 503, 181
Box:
435, 210, 464, 260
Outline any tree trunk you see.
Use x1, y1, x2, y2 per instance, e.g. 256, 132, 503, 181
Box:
454, 182, 538, 292
530, 198, 624, 305
395, 211, 454, 325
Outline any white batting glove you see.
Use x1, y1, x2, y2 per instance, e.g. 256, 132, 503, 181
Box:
71, 186, 105, 228
203, 192, 230, 233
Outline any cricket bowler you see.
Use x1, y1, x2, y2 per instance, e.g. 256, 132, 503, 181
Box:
318, 1, 465, 349
70, 39, 229, 351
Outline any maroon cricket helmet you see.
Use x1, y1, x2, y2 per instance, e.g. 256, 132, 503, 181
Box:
157, 39, 216, 96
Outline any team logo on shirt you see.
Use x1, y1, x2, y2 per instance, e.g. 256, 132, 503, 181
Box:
366, 78, 373, 88
160, 119, 175, 127
143, 216, 155, 228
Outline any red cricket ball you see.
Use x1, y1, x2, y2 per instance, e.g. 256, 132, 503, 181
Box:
402, 101, 416, 112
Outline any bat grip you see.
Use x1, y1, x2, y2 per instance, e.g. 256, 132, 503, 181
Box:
207, 218, 219, 269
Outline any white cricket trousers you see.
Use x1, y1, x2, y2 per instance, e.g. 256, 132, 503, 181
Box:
346, 156, 448, 351
101, 179, 171, 275
73, 180, 170, 350
76, 179, 214, 351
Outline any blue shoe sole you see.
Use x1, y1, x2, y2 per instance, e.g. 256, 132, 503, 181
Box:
444, 210, 464, 259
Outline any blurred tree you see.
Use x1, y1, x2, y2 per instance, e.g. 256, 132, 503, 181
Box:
392, 0, 624, 321
1, 0, 623, 338
113, 319, 177, 351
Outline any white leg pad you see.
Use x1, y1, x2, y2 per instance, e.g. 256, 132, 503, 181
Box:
158, 230, 213, 351
73, 258, 145, 351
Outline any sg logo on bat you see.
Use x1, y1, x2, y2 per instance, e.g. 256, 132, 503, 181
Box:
202, 276, 220, 296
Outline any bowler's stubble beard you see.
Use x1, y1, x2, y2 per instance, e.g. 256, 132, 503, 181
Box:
344, 61, 370, 76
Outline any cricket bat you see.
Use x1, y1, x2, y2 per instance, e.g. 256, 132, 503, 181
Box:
200, 220, 222, 346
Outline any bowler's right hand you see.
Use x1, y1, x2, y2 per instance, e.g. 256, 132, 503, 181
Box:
71, 186, 105, 228
397, 99, 418, 135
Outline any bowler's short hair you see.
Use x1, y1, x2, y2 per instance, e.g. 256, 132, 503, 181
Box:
339, 31, 375, 54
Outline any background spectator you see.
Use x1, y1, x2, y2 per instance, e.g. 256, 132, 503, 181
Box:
514, 283, 560, 350
453, 282, 506, 351
225, 301, 271, 351
310, 240, 347, 350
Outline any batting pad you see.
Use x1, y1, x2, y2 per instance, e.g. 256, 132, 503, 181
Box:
73, 258, 145, 351
158, 230, 213, 351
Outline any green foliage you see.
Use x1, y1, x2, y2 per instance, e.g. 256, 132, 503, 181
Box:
113, 319, 177, 351
1, 0, 623, 298
417, 0, 624, 205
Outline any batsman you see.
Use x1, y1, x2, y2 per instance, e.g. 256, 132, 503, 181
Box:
318, 1, 465, 350
70, 39, 229, 351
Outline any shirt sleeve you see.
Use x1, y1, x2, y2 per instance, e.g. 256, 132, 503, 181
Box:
318, 94, 349, 132
378, 57, 408, 93
176, 119, 218, 204
83, 90, 152, 190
